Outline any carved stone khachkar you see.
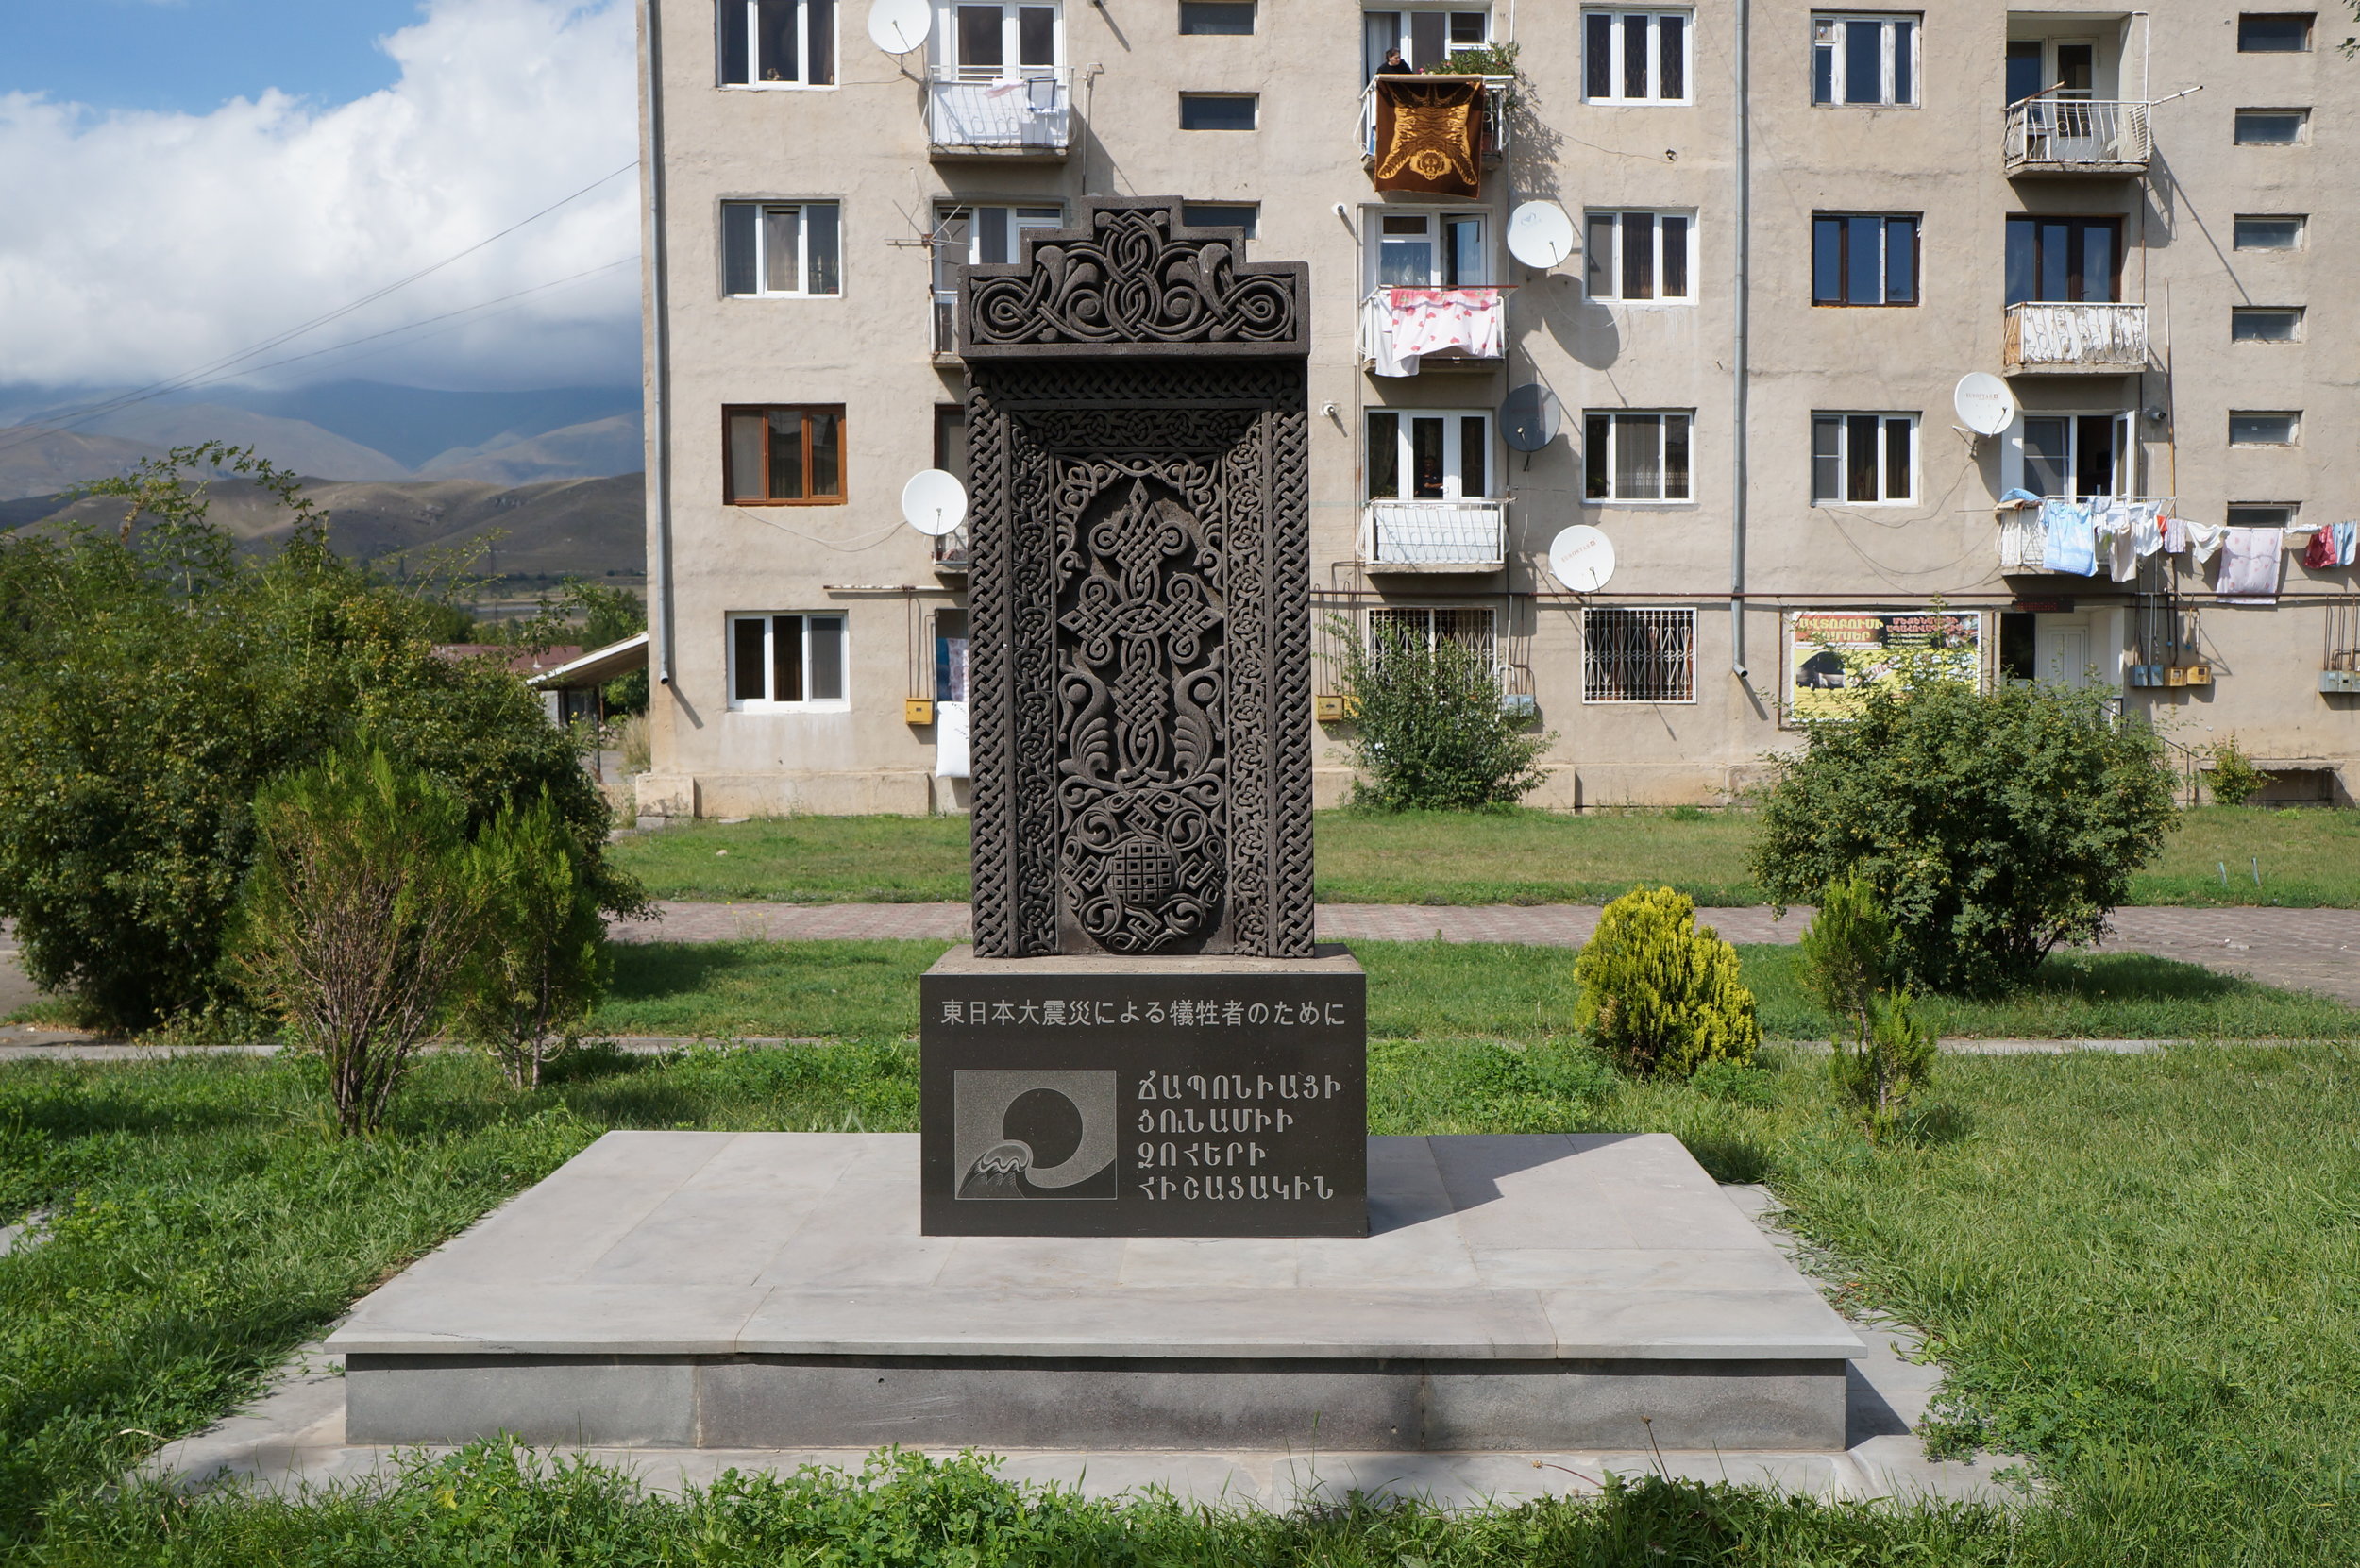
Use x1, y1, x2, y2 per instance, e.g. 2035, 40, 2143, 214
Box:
959, 199, 1314, 959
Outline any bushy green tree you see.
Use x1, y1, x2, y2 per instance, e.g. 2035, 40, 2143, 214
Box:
455, 790, 613, 1089
231, 750, 480, 1135
0, 444, 644, 1032
1800, 874, 1933, 1141
1751, 674, 2177, 996
1326, 614, 1552, 811
1573, 885, 1761, 1078
2205, 732, 2267, 806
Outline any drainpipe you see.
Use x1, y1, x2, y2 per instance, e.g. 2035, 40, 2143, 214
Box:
641, 0, 677, 687
1728, 0, 1751, 683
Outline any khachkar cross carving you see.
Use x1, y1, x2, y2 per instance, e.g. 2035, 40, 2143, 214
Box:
959, 198, 1315, 959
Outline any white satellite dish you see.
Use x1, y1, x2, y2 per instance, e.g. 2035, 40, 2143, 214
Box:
901, 469, 968, 536
1953, 372, 2019, 437
1547, 525, 1616, 593
1506, 200, 1576, 270
868, 0, 932, 54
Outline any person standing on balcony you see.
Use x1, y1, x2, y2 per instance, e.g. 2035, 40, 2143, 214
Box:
1373, 47, 1408, 79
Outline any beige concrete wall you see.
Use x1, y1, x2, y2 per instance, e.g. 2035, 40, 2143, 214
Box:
642, 0, 2358, 818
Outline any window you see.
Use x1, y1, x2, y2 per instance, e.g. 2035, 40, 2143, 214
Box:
2234, 214, 2307, 250
2005, 39, 2095, 105
2238, 13, 2313, 51
1369, 605, 1494, 658
2234, 109, 2309, 144
1179, 93, 1257, 129
1583, 608, 1694, 702
721, 202, 840, 296
1812, 13, 1917, 106
1584, 411, 1692, 501
1367, 410, 1492, 500
1812, 414, 1916, 503
724, 406, 846, 504
2015, 413, 2131, 498
1583, 211, 1693, 301
935, 404, 969, 486
1363, 8, 1491, 76
1373, 211, 1489, 287
948, 3, 1061, 78
2230, 412, 2301, 447
932, 203, 1060, 347
2228, 503, 2298, 528
729, 613, 847, 709
1812, 213, 1917, 304
719, 0, 835, 86
1179, 1, 1254, 33
2004, 216, 2120, 304
1182, 203, 1259, 239
1584, 9, 1689, 104
2232, 307, 2304, 342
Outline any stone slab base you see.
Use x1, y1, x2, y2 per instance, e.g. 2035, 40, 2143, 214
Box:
327, 1133, 1864, 1454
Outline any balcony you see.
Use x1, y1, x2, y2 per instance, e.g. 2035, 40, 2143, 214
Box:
1358, 75, 1512, 179
2004, 302, 2148, 374
928, 69, 1071, 159
1359, 500, 1507, 573
1359, 287, 1507, 376
1998, 496, 2177, 573
931, 288, 957, 358
931, 525, 969, 576
2004, 98, 2151, 176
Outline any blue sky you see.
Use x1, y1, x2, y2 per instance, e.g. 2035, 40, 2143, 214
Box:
0, 1, 427, 115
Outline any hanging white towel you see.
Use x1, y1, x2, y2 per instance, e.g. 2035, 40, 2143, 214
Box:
2184, 519, 2228, 565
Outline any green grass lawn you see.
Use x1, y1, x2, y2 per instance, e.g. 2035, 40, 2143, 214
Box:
8, 1030, 2360, 1562
590, 937, 2360, 1044
607, 804, 2360, 909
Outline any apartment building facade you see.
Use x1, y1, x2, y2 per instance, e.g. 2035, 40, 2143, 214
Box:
633, 1, 2359, 817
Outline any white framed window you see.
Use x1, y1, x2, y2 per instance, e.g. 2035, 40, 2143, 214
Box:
1370, 211, 1491, 288
1584, 410, 1693, 502
719, 0, 836, 86
2005, 412, 2132, 499
1367, 410, 1492, 500
1583, 211, 1693, 302
1583, 608, 1695, 703
1812, 413, 1916, 504
2233, 215, 2306, 250
1812, 13, 1917, 107
2232, 307, 2304, 342
2229, 411, 2301, 447
2228, 502, 2299, 528
2234, 108, 2309, 144
722, 202, 841, 296
942, 2, 1063, 78
1369, 604, 1495, 658
1362, 7, 1491, 76
729, 613, 848, 710
1584, 9, 1690, 104
931, 204, 1060, 348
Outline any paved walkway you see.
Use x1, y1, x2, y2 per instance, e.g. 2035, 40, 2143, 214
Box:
618, 902, 2360, 1008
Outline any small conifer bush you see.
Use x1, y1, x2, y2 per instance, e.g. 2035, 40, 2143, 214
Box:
1573, 885, 1762, 1078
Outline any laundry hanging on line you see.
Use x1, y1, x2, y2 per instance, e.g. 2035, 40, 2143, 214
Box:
2040, 497, 2098, 577
2215, 527, 2284, 603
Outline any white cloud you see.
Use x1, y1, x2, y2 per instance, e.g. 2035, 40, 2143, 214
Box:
0, 0, 639, 392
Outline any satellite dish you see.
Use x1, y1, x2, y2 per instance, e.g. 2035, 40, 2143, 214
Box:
1506, 200, 1576, 269
1500, 384, 1561, 452
901, 469, 968, 536
868, 0, 932, 54
1547, 525, 1616, 593
1953, 372, 2019, 437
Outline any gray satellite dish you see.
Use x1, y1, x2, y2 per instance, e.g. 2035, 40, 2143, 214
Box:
868, 0, 932, 54
1500, 384, 1562, 452
1547, 525, 1616, 593
1506, 200, 1576, 269
901, 469, 968, 536
1953, 372, 2019, 437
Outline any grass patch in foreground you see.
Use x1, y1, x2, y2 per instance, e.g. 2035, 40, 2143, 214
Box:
583, 938, 2360, 1044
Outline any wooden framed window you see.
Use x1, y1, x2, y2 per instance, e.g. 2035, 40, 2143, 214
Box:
724, 405, 845, 504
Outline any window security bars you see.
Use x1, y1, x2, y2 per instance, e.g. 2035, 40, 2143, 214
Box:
1583, 608, 1694, 702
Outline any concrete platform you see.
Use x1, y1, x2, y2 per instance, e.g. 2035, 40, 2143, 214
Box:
325, 1133, 1865, 1455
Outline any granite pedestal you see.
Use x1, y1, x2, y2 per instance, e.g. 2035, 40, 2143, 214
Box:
326, 1131, 1866, 1454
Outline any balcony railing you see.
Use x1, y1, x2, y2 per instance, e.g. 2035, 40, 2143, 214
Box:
2004, 301, 2148, 373
1358, 286, 1507, 376
1358, 75, 1512, 167
1360, 500, 1507, 571
932, 524, 969, 574
2004, 98, 2151, 175
928, 68, 1071, 157
1998, 496, 2178, 572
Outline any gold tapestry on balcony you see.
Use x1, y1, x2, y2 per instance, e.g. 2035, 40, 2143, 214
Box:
1372, 77, 1483, 199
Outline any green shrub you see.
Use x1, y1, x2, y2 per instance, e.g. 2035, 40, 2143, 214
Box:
1325, 613, 1552, 811
2206, 732, 2268, 806
232, 750, 481, 1136
1573, 885, 1761, 1078
0, 445, 642, 1032
1801, 874, 1933, 1139
1751, 675, 2178, 996
455, 790, 615, 1089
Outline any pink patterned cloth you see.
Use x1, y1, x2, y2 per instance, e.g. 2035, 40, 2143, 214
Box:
1372, 287, 1505, 375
